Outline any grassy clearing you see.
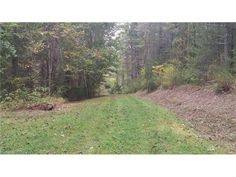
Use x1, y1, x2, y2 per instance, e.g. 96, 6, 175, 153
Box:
0, 95, 226, 154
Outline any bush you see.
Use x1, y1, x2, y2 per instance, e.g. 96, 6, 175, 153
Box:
110, 83, 122, 94
0, 87, 56, 110
146, 77, 158, 91
124, 64, 179, 93
207, 65, 235, 93
150, 62, 206, 89
213, 71, 234, 94
3, 77, 34, 92
34, 87, 49, 97
122, 62, 236, 94
0, 89, 38, 110
173, 67, 202, 85
102, 77, 122, 94
123, 78, 146, 93
152, 64, 177, 89
64, 87, 87, 101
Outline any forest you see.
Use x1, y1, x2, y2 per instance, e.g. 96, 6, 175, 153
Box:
0, 23, 236, 154
1, 23, 236, 103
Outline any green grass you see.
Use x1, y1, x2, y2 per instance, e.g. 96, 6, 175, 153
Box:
0, 95, 226, 154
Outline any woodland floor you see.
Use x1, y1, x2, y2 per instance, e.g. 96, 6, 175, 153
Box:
0, 95, 229, 154
134, 85, 236, 153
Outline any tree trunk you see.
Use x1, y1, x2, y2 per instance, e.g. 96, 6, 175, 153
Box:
224, 24, 229, 68
83, 70, 89, 98
168, 29, 173, 60
158, 23, 163, 63
48, 40, 52, 96
11, 56, 18, 77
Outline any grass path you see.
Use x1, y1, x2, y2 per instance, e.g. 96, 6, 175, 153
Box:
0, 95, 226, 154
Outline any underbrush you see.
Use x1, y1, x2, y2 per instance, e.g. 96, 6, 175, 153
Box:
207, 66, 236, 94
0, 88, 64, 111
122, 62, 236, 94
123, 78, 146, 93
124, 63, 202, 93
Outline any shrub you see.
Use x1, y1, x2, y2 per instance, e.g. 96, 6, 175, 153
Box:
207, 65, 235, 94
214, 72, 235, 94
123, 78, 146, 93
103, 77, 122, 94
145, 76, 158, 92
152, 64, 177, 89
143, 67, 157, 92
64, 87, 86, 101
0, 89, 38, 110
174, 67, 202, 85
34, 87, 49, 97
4, 77, 34, 92
110, 83, 122, 94
0, 87, 56, 110
150, 62, 206, 89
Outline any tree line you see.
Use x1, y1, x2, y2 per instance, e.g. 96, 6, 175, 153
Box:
0, 23, 118, 101
0, 23, 236, 105
116, 23, 236, 92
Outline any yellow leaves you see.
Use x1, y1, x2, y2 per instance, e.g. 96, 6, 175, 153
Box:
152, 64, 176, 76
64, 64, 71, 72
151, 64, 177, 88
24, 65, 31, 69
140, 67, 145, 78
28, 40, 45, 54
18, 62, 32, 69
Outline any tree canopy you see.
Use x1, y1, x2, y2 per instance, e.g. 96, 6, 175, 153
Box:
0, 23, 236, 103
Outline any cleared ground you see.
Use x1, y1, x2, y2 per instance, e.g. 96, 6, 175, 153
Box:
134, 85, 236, 153
0, 95, 227, 154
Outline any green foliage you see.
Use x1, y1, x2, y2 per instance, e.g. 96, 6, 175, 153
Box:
0, 87, 56, 110
104, 76, 122, 94
207, 66, 235, 93
0, 89, 37, 110
1, 23, 236, 100
124, 63, 188, 93
123, 77, 146, 93
61, 31, 119, 99
152, 64, 176, 89
0, 24, 16, 84
64, 87, 87, 101
139, 62, 206, 92
122, 60, 235, 93
55, 85, 68, 97
229, 48, 236, 74
119, 23, 236, 93
0, 23, 119, 101
143, 66, 157, 92
33, 87, 49, 97
173, 66, 202, 86
5, 77, 34, 90
109, 82, 122, 94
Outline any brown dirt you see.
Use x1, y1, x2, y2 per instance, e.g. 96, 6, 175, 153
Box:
29, 103, 55, 111
133, 85, 236, 153
13, 101, 79, 115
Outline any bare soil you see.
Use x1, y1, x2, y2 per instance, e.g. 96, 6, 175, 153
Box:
134, 85, 236, 153
28, 103, 55, 111
13, 101, 79, 116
